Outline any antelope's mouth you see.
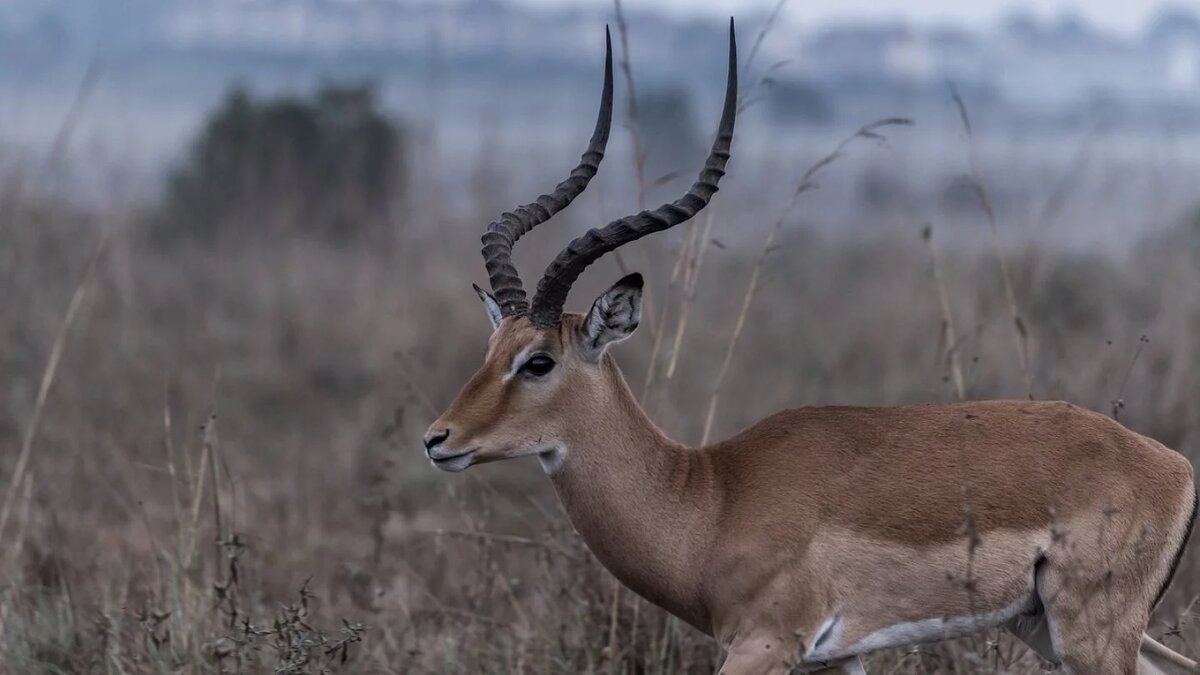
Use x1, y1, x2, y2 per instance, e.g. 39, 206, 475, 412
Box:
429, 449, 475, 472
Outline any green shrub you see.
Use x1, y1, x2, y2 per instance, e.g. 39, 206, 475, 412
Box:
158, 83, 406, 243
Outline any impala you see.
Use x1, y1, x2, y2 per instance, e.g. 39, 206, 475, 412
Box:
423, 21, 1198, 674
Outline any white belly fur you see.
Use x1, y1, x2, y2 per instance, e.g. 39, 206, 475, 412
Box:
802, 527, 1049, 662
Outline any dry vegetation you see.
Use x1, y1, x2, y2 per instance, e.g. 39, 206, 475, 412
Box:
3, 27, 1200, 675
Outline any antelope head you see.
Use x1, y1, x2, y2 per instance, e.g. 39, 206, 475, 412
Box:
424, 22, 737, 474
417, 23, 1200, 675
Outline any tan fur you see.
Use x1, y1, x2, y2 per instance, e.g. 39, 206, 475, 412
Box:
427, 315, 1198, 674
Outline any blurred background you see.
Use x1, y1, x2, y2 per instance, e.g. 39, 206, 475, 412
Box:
2, 0, 1199, 672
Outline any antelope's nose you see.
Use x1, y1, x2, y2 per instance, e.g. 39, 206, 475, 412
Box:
424, 428, 450, 453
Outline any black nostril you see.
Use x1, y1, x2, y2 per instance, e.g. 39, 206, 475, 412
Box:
425, 429, 449, 450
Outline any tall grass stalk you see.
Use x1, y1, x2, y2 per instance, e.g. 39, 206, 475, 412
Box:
611, 0, 655, 335
923, 224, 966, 400
701, 118, 911, 444
40, 59, 102, 180
0, 233, 107, 552
665, 212, 714, 381
950, 84, 1034, 399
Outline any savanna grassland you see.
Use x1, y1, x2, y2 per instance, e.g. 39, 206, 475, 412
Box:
2, 45, 1200, 675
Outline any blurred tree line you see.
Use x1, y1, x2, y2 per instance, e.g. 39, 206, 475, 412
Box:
157, 83, 406, 244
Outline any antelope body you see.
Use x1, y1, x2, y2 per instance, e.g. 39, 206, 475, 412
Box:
424, 21, 1198, 674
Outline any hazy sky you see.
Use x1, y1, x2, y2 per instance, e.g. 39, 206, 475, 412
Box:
516, 0, 1191, 37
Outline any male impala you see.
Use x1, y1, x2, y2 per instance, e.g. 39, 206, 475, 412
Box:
424, 22, 1198, 674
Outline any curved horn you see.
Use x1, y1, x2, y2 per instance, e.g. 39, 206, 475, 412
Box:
528, 19, 737, 328
480, 28, 615, 318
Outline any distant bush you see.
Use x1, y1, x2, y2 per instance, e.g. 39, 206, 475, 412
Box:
158, 83, 406, 243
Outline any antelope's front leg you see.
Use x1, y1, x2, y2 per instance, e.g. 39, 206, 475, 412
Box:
719, 637, 867, 675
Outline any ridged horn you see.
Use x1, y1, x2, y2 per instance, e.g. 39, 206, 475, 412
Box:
480, 28, 615, 318
528, 18, 737, 328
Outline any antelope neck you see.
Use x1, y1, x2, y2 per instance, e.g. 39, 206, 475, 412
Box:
546, 355, 720, 632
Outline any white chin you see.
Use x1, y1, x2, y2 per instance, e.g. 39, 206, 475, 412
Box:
431, 454, 473, 472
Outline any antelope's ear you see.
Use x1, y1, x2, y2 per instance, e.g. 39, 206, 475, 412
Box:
579, 273, 643, 362
473, 284, 504, 331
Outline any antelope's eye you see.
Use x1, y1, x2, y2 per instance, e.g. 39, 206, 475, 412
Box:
521, 355, 556, 377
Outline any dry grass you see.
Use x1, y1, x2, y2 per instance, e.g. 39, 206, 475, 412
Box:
1, 67, 1200, 674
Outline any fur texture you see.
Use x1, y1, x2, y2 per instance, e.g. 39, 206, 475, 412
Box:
426, 284, 1198, 674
